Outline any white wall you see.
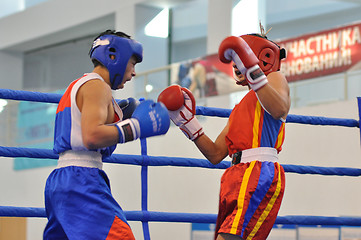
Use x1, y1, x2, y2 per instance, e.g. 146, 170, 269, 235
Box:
0, 51, 23, 90
0, 0, 143, 52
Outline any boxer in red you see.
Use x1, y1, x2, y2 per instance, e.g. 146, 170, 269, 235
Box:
158, 31, 289, 240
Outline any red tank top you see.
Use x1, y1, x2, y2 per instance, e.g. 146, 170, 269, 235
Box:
225, 90, 285, 156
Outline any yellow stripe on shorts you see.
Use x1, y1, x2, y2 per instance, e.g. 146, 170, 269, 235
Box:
230, 161, 256, 234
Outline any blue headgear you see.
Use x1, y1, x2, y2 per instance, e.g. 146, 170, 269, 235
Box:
89, 34, 143, 90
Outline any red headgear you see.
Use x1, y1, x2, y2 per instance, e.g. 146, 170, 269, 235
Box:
240, 34, 286, 75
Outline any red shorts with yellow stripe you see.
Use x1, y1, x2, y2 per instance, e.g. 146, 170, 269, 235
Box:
215, 161, 285, 240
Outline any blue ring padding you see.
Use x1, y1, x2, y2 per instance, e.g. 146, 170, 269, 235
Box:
286, 114, 359, 127
196, 106, 359, 128
196, 106, 231, 117
0, 89, 62, 103
1, 206, 361, 227
282, 164, 361, 176
125, 211, 217, 223
0, 206, 46, 217
0, 89, 359, 128
275, 215, 361, 226
1, 146, 361, 177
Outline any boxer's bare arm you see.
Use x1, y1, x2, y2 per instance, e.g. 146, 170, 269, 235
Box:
255, 71, 290, 119
77, 79, 119, 149
194, 122, 229, 165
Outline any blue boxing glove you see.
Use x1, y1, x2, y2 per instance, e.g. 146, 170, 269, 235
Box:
116, 97, 140, 120
115, 100, 170, 143
132, 100, 170, 138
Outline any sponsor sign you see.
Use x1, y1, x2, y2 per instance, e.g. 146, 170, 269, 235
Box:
277, 22, 361, 82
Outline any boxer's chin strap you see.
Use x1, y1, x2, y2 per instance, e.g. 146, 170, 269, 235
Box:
280, 48, 286, 60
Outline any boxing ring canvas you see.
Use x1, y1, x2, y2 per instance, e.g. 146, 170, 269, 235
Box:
0, 88, 360, 239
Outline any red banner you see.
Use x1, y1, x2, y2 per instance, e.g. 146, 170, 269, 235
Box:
277, 22, 361, 82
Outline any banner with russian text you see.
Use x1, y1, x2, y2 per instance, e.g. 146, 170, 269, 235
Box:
277, 21, 361, 82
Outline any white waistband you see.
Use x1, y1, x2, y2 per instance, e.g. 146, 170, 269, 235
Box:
57, 150, 103, 169
235, 147, 278, 163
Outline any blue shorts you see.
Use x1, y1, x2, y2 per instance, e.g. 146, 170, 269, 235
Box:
43, 166, 135, 240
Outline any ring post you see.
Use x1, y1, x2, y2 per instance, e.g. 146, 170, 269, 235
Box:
140, 138, 151, 240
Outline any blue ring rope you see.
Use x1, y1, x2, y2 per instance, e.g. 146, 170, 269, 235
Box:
196, 106, 359, 128
1, 146, 361, 177
0, 89, 62, 103
1, 88, 361, 234
1, 206, 361, 227
0, 89, 359, 128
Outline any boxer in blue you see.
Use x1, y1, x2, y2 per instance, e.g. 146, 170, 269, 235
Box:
43, 30, 170, 240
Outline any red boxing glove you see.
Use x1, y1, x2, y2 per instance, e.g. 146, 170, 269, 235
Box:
158, 85, 204, 141
218, 36, 268, 91
157, 85, 184, 111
